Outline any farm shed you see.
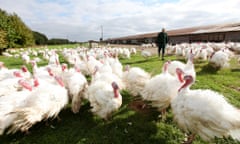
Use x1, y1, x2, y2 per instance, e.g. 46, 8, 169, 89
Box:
106, 22, 240, 45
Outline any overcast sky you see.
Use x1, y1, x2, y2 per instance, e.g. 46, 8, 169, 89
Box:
1, 0, 240, 42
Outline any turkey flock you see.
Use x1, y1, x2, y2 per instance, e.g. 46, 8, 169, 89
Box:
0, 41, 240, 143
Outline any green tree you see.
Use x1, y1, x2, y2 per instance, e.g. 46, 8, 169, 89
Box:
0, 29, 7, 54
0, 9, 9, 49
48, 38, 69, 45
33, 31, 48, 45
0, 29, 7, 47
7, 13, 35, 47
0, 9, 35, 48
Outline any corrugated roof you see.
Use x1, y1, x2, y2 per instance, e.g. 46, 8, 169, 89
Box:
108, 22, 240, 40
191, 23, 240, 34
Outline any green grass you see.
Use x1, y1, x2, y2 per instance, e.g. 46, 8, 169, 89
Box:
46, 43, 87, 49
0, 50, 240, 144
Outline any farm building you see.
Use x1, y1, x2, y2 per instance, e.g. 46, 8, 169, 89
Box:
105, 22, 240, 45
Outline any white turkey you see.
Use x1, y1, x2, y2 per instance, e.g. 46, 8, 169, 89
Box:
30, 60, 52, 79
168, 50, 196, 82
0, 81, 32, 135
7, 76, 69, 134
86, 81, 122, 120
120, 48, 131, 59
183, 51, 196, 82
30, 60, 60, 85
141, 61, 184, 119
108, 56, 123, 79
0, 61, 7, 71
209, 50, 230, 69
72, 53, 94, 76
231, 42, 240, 53
122, 65, 151, 96
97, 60, 112, 74
130, 47, 137, 55
61, 64, 88, 114
0, 65, 31, 81
21, 53, 30, 64
91, 65, 125, 90
141, 48, 152, 59
0, 66, 32, 96
48, 50, 60, 66
85, 55, 103, 75
175, 45, 183, 56
0, 76, 31, 97
171, 74, 240, 143
195, 48, 208, 61
167, 60, 186, 76
19, 65, 31, 79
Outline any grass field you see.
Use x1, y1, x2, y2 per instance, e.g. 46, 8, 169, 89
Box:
0, 48, 240, 144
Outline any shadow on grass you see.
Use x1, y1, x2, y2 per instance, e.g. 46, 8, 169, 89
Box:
231, 68, 240, 72
197, 63, 220, 75
123, 57, 158, 65
0, 92, 183, 144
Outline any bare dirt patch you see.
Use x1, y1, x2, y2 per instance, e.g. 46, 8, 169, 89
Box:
128, 99, 153, 115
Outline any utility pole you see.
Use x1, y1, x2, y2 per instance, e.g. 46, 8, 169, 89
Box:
100, 25, 103, 42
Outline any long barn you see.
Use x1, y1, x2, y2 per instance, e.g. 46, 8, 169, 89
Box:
105, 22, 240, 45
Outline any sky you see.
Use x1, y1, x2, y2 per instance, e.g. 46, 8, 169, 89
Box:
1, 0, 240, 42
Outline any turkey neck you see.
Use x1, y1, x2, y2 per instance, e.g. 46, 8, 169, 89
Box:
163, 61, 170, 72
113, 89, 119, 98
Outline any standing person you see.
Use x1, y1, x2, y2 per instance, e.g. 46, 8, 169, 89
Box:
156, 28, 168, 60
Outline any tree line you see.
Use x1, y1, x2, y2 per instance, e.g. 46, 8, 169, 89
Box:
0, 8, 77, 53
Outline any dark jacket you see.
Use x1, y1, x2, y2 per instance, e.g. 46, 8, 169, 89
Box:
156, 32, 168, 48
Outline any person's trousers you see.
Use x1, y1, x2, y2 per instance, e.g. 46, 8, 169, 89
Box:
158, 47, 165, 58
